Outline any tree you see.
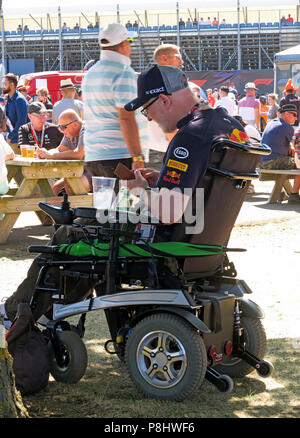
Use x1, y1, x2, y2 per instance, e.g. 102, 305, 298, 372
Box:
0, 317, 29, 418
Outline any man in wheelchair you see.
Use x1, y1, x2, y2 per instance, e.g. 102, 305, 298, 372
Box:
1, 65, 262, 328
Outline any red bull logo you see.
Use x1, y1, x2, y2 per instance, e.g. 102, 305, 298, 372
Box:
229, 129, 249, 144
163, 170, 181, 185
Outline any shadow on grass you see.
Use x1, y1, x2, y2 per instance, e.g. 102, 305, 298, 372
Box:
24, 310, 300, 419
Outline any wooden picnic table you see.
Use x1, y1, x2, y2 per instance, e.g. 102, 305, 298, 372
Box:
0, 156, 92, 244
258, 168, 300, 203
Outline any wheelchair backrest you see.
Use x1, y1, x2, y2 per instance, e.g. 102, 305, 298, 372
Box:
182, 139, 270, 275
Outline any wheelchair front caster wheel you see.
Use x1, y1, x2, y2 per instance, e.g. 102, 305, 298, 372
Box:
216, 375, 234, 394
48, 330, 88, 383
256, 360, 274, 378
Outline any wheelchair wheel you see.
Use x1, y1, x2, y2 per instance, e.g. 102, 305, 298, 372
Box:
48, 330, 88, 383
215, 316, 267, 377
125, 313, 207, 401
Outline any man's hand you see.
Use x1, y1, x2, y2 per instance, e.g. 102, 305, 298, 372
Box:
126, 169, 148, 191
139, 168, 160, 187
36, 148, 51, 159
131, 160, 145, 172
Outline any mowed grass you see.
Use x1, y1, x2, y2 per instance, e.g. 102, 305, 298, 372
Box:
23, 310, 300, 419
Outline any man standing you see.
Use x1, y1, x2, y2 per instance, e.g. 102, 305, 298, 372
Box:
238, 82, 260, 130
18, 102, 63, 150
279, 79, 300, 127
149, 44, 184, 169
214, 85, 237, 116
82, 23, 148, 189
3, 73, 29, 154
260, 104, 300, 204
52, 79, 84, 124
153, 44, 184, 69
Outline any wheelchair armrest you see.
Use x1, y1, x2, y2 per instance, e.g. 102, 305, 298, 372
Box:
39, 195, 74, 225
211, 139, 272, 156
28, 245, 60, 254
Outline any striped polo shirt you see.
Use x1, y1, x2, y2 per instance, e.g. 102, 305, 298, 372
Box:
82, 50, 148, 162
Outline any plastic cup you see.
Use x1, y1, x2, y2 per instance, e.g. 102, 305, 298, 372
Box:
26, 145, 35, 158
20, 145, 27, 158
92, 176, 116, 210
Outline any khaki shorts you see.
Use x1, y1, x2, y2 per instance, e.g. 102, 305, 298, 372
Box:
259, 157, 296, 170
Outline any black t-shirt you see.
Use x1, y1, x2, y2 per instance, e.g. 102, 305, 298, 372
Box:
279, 94, 300, 126
18, 121, 63, 150
154, 106, 249, 241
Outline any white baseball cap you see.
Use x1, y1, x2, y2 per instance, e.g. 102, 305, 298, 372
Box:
245, 82, 257, 90
98, 23, 137, 47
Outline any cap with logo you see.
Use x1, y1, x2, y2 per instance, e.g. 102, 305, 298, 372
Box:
98, 23, 136, 47
124, 65, 189, 112
60, 78, 76, 90
279, 104, 297, 113
28, 101, 47, 114
245, 82, 257, 90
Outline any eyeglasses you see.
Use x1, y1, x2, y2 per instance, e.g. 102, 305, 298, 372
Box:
287, 112, 297, 117
170, 53, 183, 61
141, 96, 159, 118
58, 119, 78, 131
31, 113, 47, 119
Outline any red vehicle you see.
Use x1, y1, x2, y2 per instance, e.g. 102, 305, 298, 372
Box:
18, 71, 85, 104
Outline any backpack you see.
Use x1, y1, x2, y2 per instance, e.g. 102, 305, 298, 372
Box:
6, 303, 50, 396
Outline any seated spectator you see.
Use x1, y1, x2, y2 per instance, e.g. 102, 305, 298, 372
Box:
24, 25, 29, 32
280, 16, 286, 25
206, 17, 211, 25
0, 135, 15, 201
17, 24, 22, 32
267, 93, 279, 121
73, 23, 80, 31
126, 20, 132, 29
179, 18, 185, 27
199, 17, 204, 25
18, 102, 63, 151
212, 17, 219, 25
234, 115, 261, 144
186, 18, 192, 26
286, 14, 293, 23
193, 18, 198, 26
221, 18, 226, 25
62, 22, 68, 32
87, 23, 93, 30
36, 109, 89, 195
133, 20, 139, 29
259, 104, 300, 204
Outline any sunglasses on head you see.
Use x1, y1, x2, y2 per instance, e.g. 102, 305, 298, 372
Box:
126, 38, 133, 44
58, 119, 78, 131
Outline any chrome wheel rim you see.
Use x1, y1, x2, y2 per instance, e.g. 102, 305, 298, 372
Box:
136, 330, 187, 389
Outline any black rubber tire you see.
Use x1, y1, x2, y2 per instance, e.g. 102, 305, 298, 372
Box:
256, 360, 274, 378
48, 330, 88, 383
216, 375, 234, 394
215, 316, 267, 377
125, 313, 207, 401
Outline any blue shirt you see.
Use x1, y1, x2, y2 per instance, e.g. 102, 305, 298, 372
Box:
261, 118, 294, 162
6, 91, 29, 143
82, 50, 148, 162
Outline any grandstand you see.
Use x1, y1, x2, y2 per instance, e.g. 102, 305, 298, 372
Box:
0, 5, 299, 73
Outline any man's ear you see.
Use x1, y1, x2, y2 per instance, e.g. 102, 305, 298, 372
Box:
159, 94, 171, 107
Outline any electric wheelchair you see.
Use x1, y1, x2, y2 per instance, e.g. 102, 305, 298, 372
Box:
27, 139, 274, 401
